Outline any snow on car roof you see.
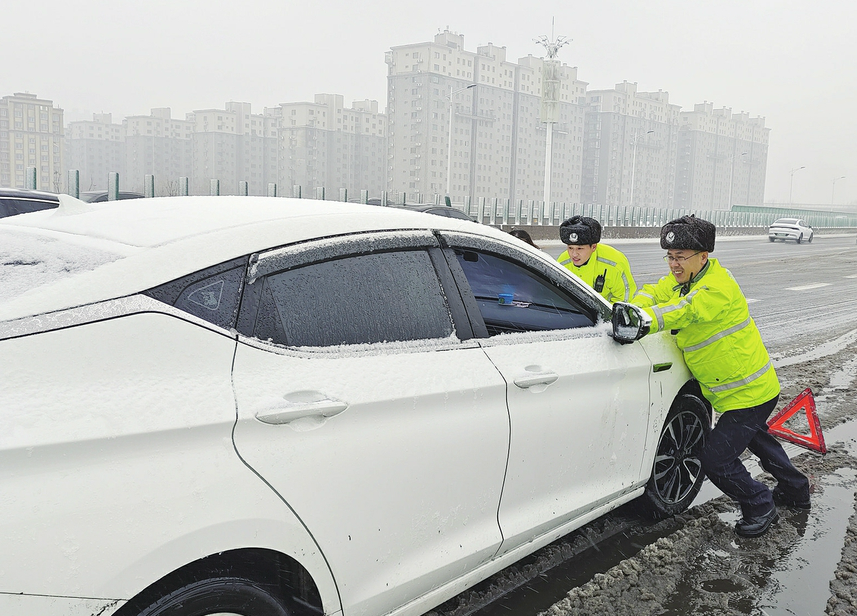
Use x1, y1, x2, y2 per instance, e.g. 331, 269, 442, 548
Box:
0, 195, 517, 322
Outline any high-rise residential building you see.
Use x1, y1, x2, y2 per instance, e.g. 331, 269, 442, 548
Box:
582, 82, 681, 210
124, 108, 193, 195
66, 113, 124, 191
675, 103, 769, 209
0, 92, 64, 190
267, 94, 386, 199
188, 102, 277, 196
386, 30, 587, 205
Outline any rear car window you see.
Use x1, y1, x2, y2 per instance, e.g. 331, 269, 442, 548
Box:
0, 229, 123, 305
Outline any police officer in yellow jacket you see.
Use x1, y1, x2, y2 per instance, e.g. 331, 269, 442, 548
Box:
633, 215, 810, 537
558, 216, 636, 303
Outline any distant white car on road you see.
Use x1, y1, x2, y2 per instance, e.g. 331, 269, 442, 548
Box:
768, 217, 813, 243
0, 195, 710, 616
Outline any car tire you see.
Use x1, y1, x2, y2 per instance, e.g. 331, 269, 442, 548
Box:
768, 237, 775, 242
136, 577, 291, 616
808, 233, 813, 243
796, 234, 802, 244
636, 394, 710, 519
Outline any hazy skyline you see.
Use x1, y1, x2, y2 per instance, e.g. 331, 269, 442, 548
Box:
5, 0, 854, 206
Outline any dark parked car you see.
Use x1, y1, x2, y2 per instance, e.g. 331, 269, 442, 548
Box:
78, 190, 145, 203
396, 203, 476, 221
0, 188, 59, 218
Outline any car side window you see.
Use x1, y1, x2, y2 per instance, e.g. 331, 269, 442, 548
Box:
144, 256, 247, 330
253, 249, 454, 347
454, 250, 596, 335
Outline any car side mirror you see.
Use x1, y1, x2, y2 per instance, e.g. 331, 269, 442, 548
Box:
611, 302, 651, 344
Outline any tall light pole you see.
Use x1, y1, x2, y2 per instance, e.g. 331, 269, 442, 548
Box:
535, 22, 570, 213
446, 83, 476, 198
789, 166, 805, 204
629, 129, 653, 206
727, 151, 748, 208
832, 175, 846, 204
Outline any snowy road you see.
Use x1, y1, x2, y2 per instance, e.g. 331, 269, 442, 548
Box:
426, 233, 857, 616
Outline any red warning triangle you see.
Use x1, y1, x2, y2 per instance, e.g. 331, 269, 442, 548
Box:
767, 388, 827, 453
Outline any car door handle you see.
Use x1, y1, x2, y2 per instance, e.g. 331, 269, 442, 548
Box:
513, 372, 559, 389
254, 393, 349, 425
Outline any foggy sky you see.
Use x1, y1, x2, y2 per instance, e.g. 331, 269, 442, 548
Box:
6, 0, 855, 206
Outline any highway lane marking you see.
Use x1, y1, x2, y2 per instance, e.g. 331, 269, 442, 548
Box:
788, 283, 831, 291
846, 275, 857, 279
747, 298, 760, 303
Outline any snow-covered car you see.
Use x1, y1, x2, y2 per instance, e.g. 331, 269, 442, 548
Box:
768, 217, 813, 243
0, 196, 710, 616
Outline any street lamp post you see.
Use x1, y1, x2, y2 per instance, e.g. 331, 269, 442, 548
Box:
789, 166, 805, 204
446, 84, 476, 199
629, 129, 654, 207
832, 176, 846, 204
727, 152, 748, 208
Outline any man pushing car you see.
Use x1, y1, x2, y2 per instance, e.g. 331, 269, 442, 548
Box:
632, 214, 810, 537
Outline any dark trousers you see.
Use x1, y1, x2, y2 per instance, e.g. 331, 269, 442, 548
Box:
697, 395, 810, 518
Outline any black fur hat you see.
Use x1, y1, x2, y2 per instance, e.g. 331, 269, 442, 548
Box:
559, 216, 602, 245
660, 215, 716, 252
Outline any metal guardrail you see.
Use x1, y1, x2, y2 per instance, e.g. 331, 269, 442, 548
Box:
454, 199, 857, 230
44, 167, 857, 230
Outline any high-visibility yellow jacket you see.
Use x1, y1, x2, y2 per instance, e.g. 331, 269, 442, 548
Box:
632, 258, 779, 412
558, 243, 637, 303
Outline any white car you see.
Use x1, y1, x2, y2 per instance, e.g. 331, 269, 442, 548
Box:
0, 196, 710, 616
768, 217, 813, 243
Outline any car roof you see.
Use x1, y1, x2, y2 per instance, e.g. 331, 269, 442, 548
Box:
0, 195, 522, 322
0, 187, 60, 202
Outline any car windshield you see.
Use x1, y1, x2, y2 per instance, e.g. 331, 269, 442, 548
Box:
773, 219, 798, 225
0, 229, 124, 306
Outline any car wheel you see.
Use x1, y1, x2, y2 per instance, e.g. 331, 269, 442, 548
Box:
137, 577, 291, 616
768, 237, 775, 242
796, 234, 802, 244
637, 395, 710, 519
808, 233, 813, 243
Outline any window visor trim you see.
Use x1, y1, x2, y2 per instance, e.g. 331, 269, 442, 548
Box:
248, 229, 440, 282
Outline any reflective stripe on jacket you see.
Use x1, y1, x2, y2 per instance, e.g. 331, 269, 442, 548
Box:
631, 258, 779, 412
558, 243, 637, 303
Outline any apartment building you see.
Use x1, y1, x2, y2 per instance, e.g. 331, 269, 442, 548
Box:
675, 103, 769, 209
123, 108, 193, 195
386, 30, 587, 204
267, 94, 386, 198
66, 113, 124, 191
188, 102, 277, 196
0, 92, 64, 190
582, 82, 681, 210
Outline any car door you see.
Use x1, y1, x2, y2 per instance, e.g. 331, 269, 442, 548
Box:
230, 231, 510, 616
438, 232, 654, 555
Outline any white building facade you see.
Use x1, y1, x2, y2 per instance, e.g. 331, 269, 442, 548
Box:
123, 108, 194, 195
66, 113, 124, 191
267, 94, 386, 199
0, 92, 64, 190
675, 103, 769, 209
386, 30, 587, 205
582, 82, 681, 210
